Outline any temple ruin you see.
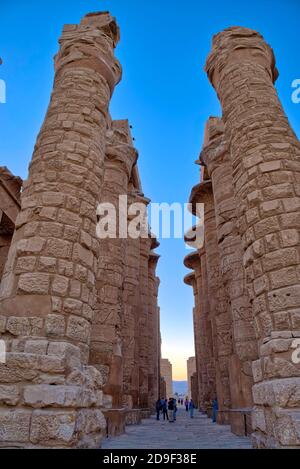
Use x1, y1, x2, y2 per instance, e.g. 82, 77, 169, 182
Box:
185, 27, 300, 448
187, 356, 196, 399
0, 12, 160, 448
160, 358, 173, 399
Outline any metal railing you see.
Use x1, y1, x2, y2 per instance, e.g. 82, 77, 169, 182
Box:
217, 408, 252, 436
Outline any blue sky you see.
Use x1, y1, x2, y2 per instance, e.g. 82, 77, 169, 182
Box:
1, 0, 299, 379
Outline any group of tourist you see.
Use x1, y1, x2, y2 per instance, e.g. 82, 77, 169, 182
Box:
156, 398, 196, 422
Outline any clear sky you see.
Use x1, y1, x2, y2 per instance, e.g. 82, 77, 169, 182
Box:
1, 0, 299, 380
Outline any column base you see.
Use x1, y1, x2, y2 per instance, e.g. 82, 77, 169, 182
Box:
252, 377, 300, 448
102, 408, 126, 437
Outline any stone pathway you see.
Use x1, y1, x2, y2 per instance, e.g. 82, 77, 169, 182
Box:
102, 407, 252, 449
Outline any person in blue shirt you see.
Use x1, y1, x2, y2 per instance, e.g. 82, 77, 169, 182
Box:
189, 399, 195, 418
156, 398, 162, 421
162, 399, 169, 421
173, 398, 178, 421
212, 397, 219, 423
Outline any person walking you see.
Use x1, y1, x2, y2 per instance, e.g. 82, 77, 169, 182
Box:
162, 399, 169, 421
168, 398, 174, 422
212, 397, 219, 423
173, 398, 177, 421
156, 398, 162, 421
189, 399, 195, 418
185, 398, 189, 412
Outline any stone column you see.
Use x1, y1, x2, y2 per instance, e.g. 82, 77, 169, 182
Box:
187, 357, 196, 399
0, 12, 122, 448
201, 117, 258, 435
138, 227, 152, 408
184, 270, 199, 400
122, 190, 141, 410
191, 372, 199, 406
206, 27, 300, 447
160, 359, 173, 398
0, 167, 22, 281
184, 252, 202, 408
148, 249, 160, 409
91, 120, 137, 409
200, 249, 216, 411
160, 376, 167, 400
190, 181, 232, 423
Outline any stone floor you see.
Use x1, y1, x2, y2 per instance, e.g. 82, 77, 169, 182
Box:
101, 407, 252, 449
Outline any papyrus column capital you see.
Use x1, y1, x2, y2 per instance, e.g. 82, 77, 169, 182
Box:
205, 27, 278, 93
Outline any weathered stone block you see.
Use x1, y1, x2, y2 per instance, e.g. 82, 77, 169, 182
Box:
63, 298, 83, 315
252, 407, 266, 432
66, 316, 91, 343
17, 237, 45, 255
30, 410, 76, 445
0, 385, 20, 405
18, 273, 50, 295
48, 341, 81, 362
15, 256, 36, 273
58, 209, 81, 227
45, 238, 72, 259
252, 359, 263, 383
42, 192, 65, 207
280, 229, 299, 248
39, 222, 63, 238
0, 409, 31, 442
24, 340, 48, 355
45, 314, 65, 336
24, 384, 80, 408
51, 275, 69, 296
58, 259, 74, 277
73, 243, 94, 268
268, 285, 300, 313
6, 317, 30, 336
274, 410, 300, 446
263, 248, 299, 273
260, 338, 293, 356
0, 316, 6, 333
75, 408, 106, 435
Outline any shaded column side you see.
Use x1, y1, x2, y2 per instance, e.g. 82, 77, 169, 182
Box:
206, 26, 300, 447
201, 117, 258, 435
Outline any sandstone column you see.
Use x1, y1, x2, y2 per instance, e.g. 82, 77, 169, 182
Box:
0, 168, 22, 281
138, 226, 152, 408
184, 252, 203, 408
160, 359, 173, 398
206, 27, 300, 447
148, 249, 160, 409
191, 372, 199, 406
187, 357, 196, 400
122, 190, 141, 410
201, 117, 258, 435
0, 12, 121, 448
190, 181, 232, 423
91, 120, 137, 410
184, 271, 199, 403
200, 249, 216, 410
